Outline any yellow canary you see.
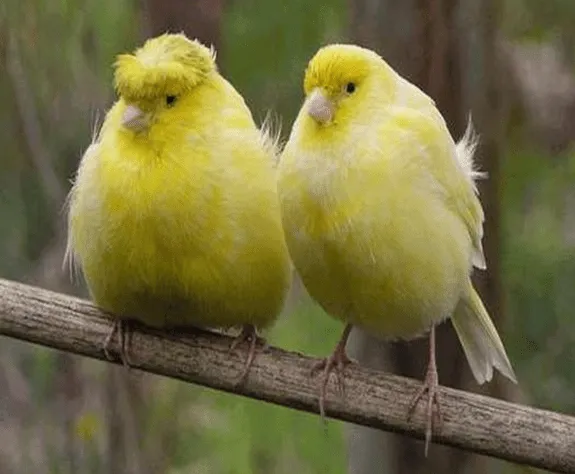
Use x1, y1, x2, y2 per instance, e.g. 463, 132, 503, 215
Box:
277, 44, 516, 452
66, 33, 291, 380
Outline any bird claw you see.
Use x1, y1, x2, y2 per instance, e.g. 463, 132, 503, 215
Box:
311, 349, 352, 420
103, 323, 116, 362
407, 364, 442, 457
230, 325, 265, 385
103, 320, 132, 369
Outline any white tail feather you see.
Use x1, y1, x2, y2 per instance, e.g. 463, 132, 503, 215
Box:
452, 284, 517, 384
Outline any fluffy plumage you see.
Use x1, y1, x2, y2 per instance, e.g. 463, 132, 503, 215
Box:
66, 33, 291, 372
278, 44, 516, 449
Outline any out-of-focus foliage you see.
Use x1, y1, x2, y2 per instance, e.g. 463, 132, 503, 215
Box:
0, 0, 574, 473
503, 0, 575, 60
223, 0, 344, 125
0, 0, 137, 279
502, 146, 575, 412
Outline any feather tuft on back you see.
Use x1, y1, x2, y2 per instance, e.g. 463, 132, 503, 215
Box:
259, 111, 283, 166
455, 116, 486, 192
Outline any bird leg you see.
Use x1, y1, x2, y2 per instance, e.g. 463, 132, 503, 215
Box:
408, 326, 442, 456
230, 324, 266, 385
311, 324, 353, 419
103, 319, 132, 369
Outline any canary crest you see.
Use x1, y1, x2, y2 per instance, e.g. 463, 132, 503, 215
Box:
114, 33, 216, 103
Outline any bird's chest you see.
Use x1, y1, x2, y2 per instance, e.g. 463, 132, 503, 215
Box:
281, 154, 459, 336
103, 184, 188, 253
282, 164, 368, 307
87, 157, 203, 280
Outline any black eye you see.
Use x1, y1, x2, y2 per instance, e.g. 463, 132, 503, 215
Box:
166, 95, 177, 106
345, 82, 356, 94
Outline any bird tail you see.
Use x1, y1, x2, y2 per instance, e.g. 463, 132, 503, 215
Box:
452, 284, 517, 385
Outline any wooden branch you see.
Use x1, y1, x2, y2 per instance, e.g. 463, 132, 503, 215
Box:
0, 278, 574, 473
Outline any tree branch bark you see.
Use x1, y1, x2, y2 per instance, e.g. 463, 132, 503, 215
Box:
0, 278, 573, 473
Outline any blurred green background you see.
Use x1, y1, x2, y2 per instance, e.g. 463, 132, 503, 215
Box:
0, 0, 574, 473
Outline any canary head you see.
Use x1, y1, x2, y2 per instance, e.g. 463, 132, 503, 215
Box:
114, 33, 216, 132
302, 44, 397, 129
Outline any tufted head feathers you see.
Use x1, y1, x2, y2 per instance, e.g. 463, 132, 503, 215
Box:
114, 33, 216, 104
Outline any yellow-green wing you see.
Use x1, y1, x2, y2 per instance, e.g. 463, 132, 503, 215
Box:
389, 107, 486, 269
